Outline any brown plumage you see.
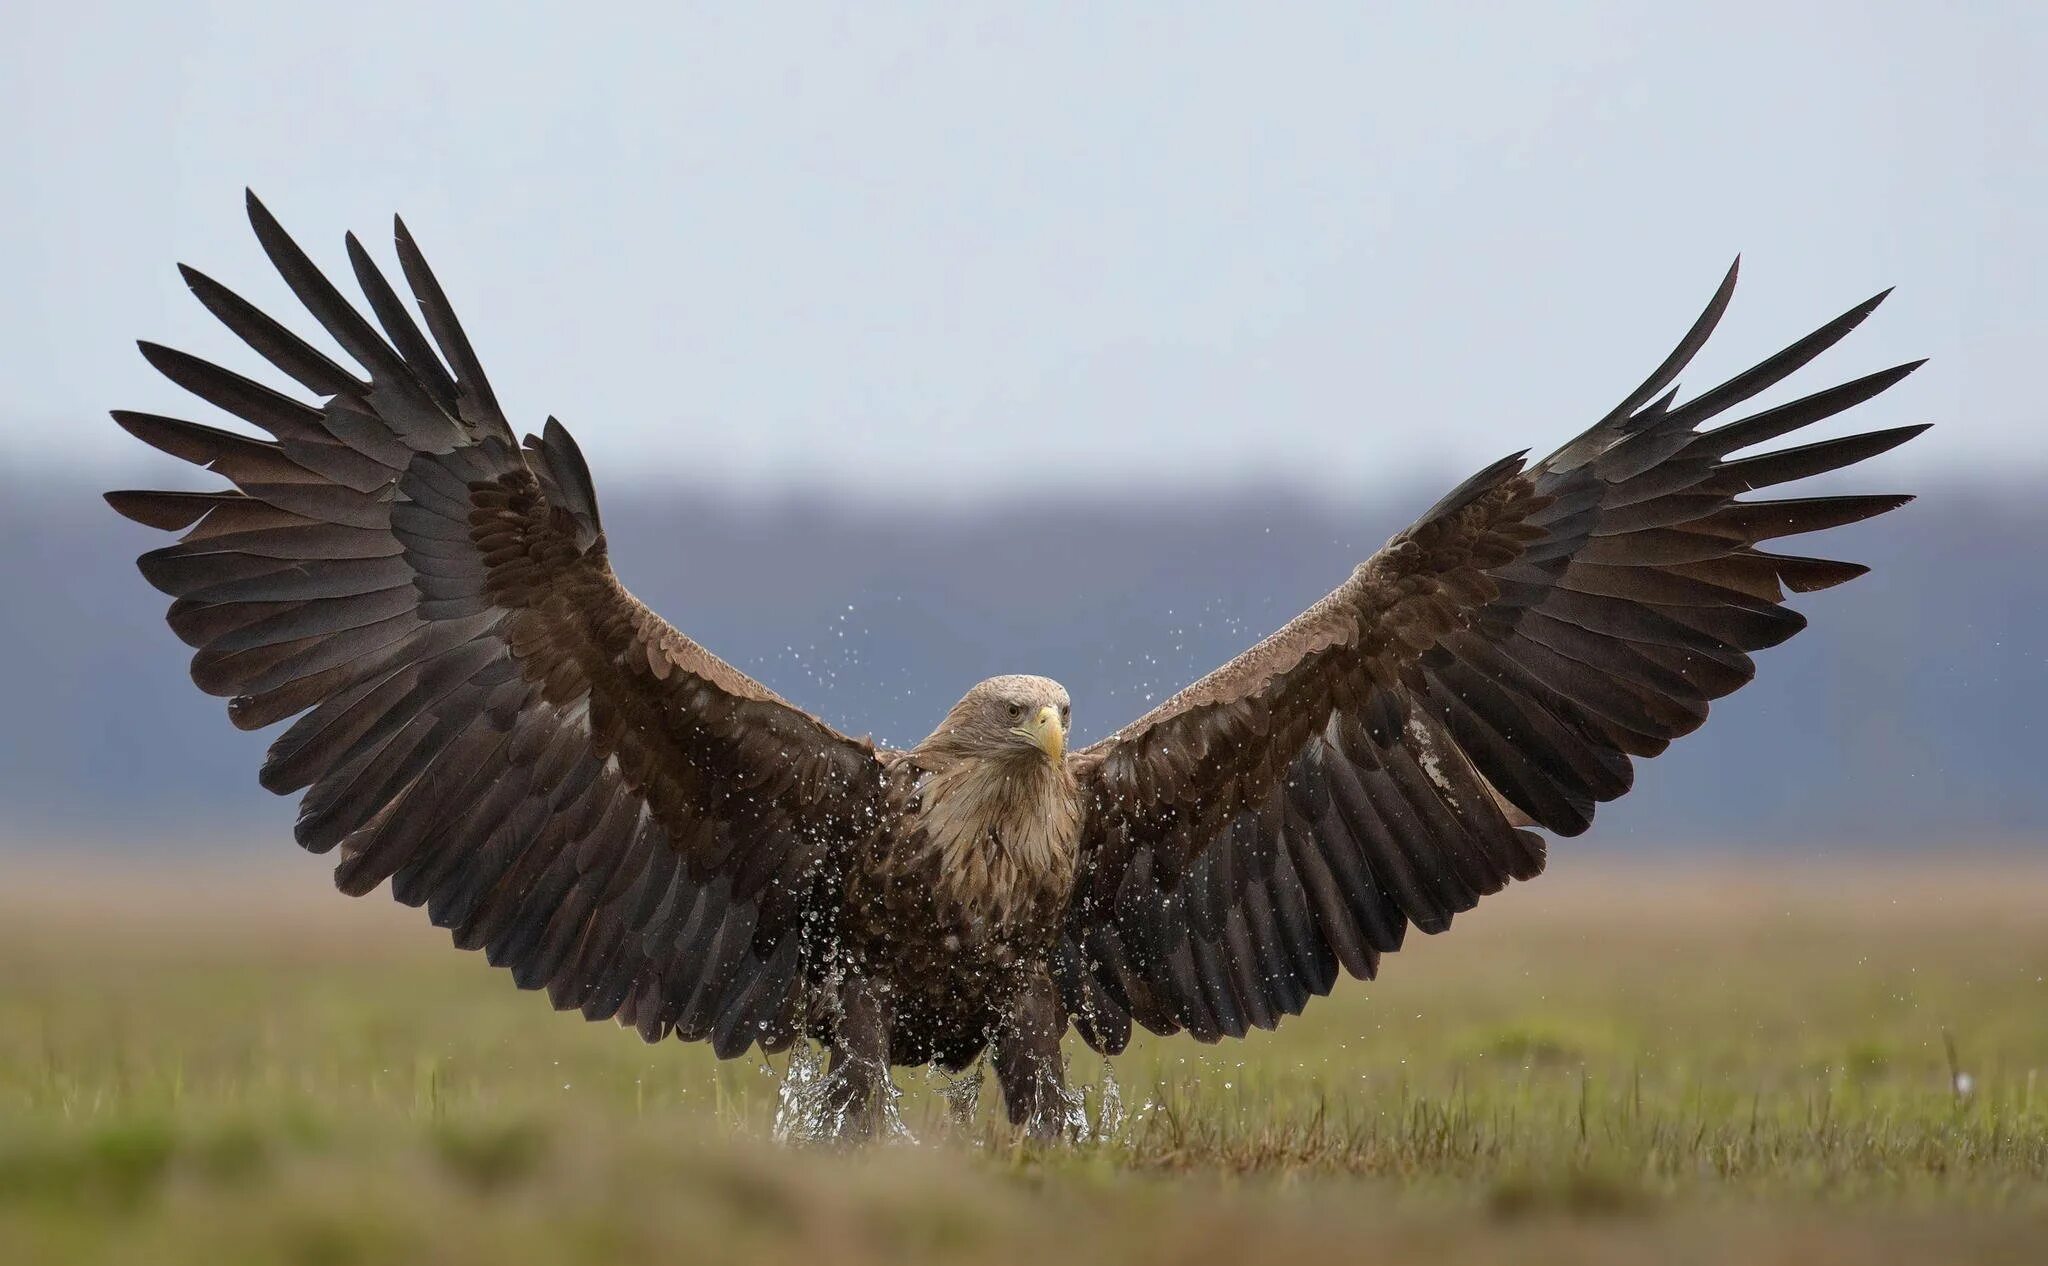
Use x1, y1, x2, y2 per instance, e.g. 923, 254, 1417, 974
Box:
109, 194, 1927, 1139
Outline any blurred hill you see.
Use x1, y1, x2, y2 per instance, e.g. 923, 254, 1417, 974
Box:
2, 471, 2040, 852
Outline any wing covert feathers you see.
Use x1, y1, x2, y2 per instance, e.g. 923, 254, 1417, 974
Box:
1062, 264, 1923, 1053
109, 194, 886, 1058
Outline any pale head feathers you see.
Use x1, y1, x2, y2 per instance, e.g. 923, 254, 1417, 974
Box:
914, 674, 1072, 765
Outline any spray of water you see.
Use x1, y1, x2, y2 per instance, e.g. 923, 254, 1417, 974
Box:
768, 1042, 1124, 1145
1092, 1059, 1127, 1141
927, 1059, 985, 1129
770, 1040, 833, 1144
770, 1041, 917, 1145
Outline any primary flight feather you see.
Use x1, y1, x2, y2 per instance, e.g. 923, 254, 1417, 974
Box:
108, 193, 1926, 1138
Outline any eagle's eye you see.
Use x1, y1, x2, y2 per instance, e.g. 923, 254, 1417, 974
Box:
1059, 704, 1071, 724
1006, 702, 1024, 720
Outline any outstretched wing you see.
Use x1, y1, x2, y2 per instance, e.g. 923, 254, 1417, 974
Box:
1058, 262, 1925, 1052
108, 192, 887, 1057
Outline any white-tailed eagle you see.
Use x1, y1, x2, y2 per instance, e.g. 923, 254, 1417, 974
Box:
109, 194, 1924, 1137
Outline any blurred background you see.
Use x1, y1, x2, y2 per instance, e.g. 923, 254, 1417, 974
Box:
2, 0, 2043, 854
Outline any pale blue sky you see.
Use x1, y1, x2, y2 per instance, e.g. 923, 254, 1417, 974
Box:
4, 1, 2040, 498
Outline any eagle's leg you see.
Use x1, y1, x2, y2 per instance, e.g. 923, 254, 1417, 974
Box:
992, 969, 1069, 1142
822, 974, 893, 1142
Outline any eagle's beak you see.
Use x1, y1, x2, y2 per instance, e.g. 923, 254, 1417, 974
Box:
1012, 705, 1066, 763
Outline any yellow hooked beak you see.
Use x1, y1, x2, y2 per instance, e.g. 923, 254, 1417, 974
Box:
1011, 704, 1066, 763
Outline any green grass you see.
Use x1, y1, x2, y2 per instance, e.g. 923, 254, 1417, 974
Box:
2, 853, 2045, 1264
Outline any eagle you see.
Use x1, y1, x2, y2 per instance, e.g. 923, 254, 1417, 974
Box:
109, 193, 1924, 1139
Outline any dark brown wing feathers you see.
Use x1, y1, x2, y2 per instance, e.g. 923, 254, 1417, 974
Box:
109, 192, 886, 1058
110, 207, 1924, 1064
1063, 260, 1924, 1052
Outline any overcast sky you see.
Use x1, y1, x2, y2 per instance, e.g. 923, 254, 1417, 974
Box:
4, 1, 2040, 499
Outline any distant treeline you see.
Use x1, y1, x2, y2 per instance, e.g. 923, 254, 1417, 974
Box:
5, 472, 2041, 851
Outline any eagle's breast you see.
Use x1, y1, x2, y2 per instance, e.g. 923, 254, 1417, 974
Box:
910, 758, 1082, 942
862, 754, 1083, 974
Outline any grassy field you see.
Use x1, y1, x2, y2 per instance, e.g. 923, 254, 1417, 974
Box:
1, 850, 2044, 1264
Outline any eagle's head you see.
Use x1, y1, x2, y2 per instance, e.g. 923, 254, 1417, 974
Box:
919, 674, 1071, 765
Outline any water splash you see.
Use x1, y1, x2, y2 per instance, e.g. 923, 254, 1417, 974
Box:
770, 1043, 1120, 1145
769, 1041, 916, 1145
1047, 1057, 1129, 1143
877, 1067, 917, 1143
1066, 1058, 1127, 1143
1092, 1059, 1127, 1141
770, 1040, 833, 1144
927, 1059, 984, 1127
1056, 1075, 1091, 1139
